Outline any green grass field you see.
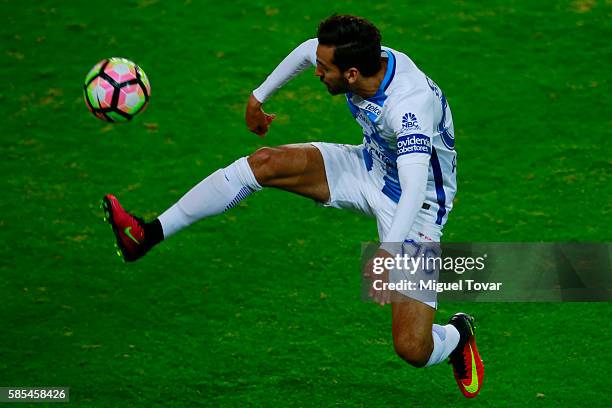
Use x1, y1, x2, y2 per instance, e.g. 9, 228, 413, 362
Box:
1, 0, 611, 406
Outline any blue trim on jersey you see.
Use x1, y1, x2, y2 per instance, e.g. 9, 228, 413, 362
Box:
438, 93, 454, 149
381, 164, 401, 203
364, 110, 378, 122
430, 147, 447, 225
362, 147, 373, 171
428, 79, 454, 150
346, 93, 359, 118
438, 93, 447, 133
367, 91, 388, 108
381, 50, 396, 92
382, 175, 402, 203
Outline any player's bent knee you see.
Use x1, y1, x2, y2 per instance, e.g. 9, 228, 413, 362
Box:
393, 334, 432, 368
247, 147, 279, 185
247, 147, 292, 186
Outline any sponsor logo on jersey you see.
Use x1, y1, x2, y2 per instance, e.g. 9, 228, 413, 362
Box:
366, 145, 394, 166
356, 111, 377, 135
362, 102, 382, 116
402, 112, 421, 130
397, 133, 431, 156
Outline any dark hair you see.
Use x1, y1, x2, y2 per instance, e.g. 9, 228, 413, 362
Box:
317, 14, 382, 77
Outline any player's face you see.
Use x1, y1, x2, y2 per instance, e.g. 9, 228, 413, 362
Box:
315, 45, 350, 95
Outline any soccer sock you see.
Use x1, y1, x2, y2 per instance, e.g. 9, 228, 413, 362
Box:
157, 157, 262, 239
425, 324, 461, 367
144, 219, 164, 248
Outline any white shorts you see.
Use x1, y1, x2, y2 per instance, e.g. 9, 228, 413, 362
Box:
311, 142, 442, 242
312, 142, 442, 308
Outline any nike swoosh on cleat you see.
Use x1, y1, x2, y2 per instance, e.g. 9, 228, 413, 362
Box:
463, 343, 479, 394
124, 226, 140, 244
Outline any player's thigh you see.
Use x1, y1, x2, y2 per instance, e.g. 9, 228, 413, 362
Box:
248, 143, 330, 202
392, 298, 436, 349
310, 143, 377, 216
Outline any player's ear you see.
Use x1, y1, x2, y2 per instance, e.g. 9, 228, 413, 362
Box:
344, 67, 359, 84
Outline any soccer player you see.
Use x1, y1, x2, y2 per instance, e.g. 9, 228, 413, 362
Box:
102, 15, 484, 397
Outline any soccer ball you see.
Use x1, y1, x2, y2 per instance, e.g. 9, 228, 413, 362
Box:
83, 57, 151, 122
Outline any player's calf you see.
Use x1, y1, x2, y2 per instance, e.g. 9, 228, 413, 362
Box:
391, 301, 462, 370
393, 331, 433, 368
154, 156, 263, 240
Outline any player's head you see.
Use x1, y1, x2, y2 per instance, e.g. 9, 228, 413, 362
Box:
316, 14, 382, 95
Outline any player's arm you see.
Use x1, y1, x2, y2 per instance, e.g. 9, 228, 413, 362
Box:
367, 159, 429, 305
368, 157, 428, 306
382, 94, 434, 252
382, 156, 429, 245
366, 156, 428, 304
246, 38, 318, 136
366, 96, 433, 305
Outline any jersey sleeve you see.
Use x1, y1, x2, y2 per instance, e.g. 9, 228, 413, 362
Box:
252, 38, 318, 103
381, 161, 429, 245
380, 91, 435, 246
386, 91, 435, 168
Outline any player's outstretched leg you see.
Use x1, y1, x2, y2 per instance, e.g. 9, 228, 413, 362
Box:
448, 313, 484, 398
102, 144, 328, 262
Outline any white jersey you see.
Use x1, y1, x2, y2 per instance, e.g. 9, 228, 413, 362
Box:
348, 46, 457, 228
253, 39, 457, 232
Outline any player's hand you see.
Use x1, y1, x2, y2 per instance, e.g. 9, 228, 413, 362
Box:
363, 248, 394, 306
245, 93, 276, 137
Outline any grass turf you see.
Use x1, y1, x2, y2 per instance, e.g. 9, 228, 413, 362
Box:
1, 0, 611, 406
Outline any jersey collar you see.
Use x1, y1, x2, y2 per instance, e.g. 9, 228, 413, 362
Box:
379, 49, 396, 93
